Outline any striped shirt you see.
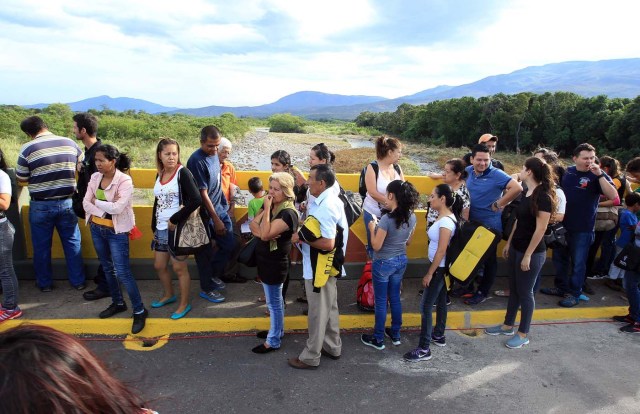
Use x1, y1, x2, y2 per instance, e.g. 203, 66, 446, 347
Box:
16, 132, 83, 199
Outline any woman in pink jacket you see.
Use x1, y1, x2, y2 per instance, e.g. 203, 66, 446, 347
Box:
83, 144, 147, 334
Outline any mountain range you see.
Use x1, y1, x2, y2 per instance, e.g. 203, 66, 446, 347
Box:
23, 58, 640, 120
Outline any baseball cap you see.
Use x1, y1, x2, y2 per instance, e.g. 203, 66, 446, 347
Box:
478, 133, 498, 144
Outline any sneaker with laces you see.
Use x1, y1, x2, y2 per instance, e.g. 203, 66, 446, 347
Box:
199, 290, 225, 303
484, 325, 515, 336
403, 347, 432, 362
540, 287, 565, 297
505, 334, 530, 349
384, 328, 401, 346
559, 294, 579, 308
0, 307, 23, 323
613, 314, 635, 324
99, 303, 128, 319
361, 334, 385, 350
464, 292, 486, 305
619, 322, 640, 334
431, 335, 446, 347
211, 277, 226, 291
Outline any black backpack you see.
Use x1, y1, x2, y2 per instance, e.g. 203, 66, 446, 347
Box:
358, 161, 402, 199
338, 186, 363, 227
445, 219, 501, 284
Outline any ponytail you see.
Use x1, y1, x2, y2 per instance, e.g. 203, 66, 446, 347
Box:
386, 180, 419, 229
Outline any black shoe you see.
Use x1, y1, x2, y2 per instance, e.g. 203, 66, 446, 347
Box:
83, 289, 110, 301
582, 282, 595, 295
131, 308, 148, 334
99, 303, 127, 319
40, 286, 53, 293
252, 344, 279, 353
613, 314, 634, 324
221, 274, 248, 284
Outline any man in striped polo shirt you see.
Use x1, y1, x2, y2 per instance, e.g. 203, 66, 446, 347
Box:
17, 116, 86, 292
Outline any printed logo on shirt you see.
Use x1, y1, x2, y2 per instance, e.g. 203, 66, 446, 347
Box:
578, 177, 590, 189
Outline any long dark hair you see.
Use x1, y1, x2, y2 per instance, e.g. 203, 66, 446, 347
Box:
311, 143, 335, 164
0, 148, 7, 171
434, 183, 463, 220
386, 180, 419, 229
95, 144, 131, 173
524, 157, 558, 217
0, 324, 150, 414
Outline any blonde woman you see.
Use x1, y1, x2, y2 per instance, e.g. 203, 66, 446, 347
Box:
249, 172, 299, 353
151, 138, 202, 319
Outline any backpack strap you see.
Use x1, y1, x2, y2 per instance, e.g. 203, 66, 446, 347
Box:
370, 161, 379, 180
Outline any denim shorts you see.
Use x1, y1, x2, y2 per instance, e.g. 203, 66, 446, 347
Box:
152, 228, 169, 252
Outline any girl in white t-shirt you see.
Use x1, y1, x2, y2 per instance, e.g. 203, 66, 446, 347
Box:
404, 184, 460, 362
151, 138, 202, 320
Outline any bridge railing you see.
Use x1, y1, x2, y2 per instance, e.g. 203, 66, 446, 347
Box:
13, 169, 441, 261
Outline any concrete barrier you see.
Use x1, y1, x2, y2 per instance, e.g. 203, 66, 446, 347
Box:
12, 168, 630, 280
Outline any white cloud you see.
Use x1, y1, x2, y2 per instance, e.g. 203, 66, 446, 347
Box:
0, 0, 639, 108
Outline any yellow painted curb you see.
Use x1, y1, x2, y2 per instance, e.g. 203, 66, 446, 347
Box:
0, 306, 627, 337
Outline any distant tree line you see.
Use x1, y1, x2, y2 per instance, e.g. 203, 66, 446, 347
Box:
354, 92, 640, 163
0, 103, 251, 144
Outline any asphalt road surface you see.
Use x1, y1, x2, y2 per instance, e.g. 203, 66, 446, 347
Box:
84, 321, 640, 414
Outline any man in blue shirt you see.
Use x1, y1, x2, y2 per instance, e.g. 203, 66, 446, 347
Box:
541, 143, 618, 307
187, 125, 235, 303
463, 143, 522, 305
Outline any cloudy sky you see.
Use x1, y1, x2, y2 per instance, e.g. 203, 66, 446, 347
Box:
1, 0, 639, 108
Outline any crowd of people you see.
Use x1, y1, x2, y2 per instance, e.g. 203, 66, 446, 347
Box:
1, 114, 640, 371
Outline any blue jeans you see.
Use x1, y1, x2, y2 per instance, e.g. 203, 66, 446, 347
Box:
372, 254, 407, 342
194, 212, 235, 292
90, 224, 144, 313
0, 220, 18, 309
263, 282, 284, 348
624, 270, 640, 322
552, 231, 594, 298
29, 198, 85, 288
418, 267, 447, 348
587, 227, 618, 275
363, 210, 375, 258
